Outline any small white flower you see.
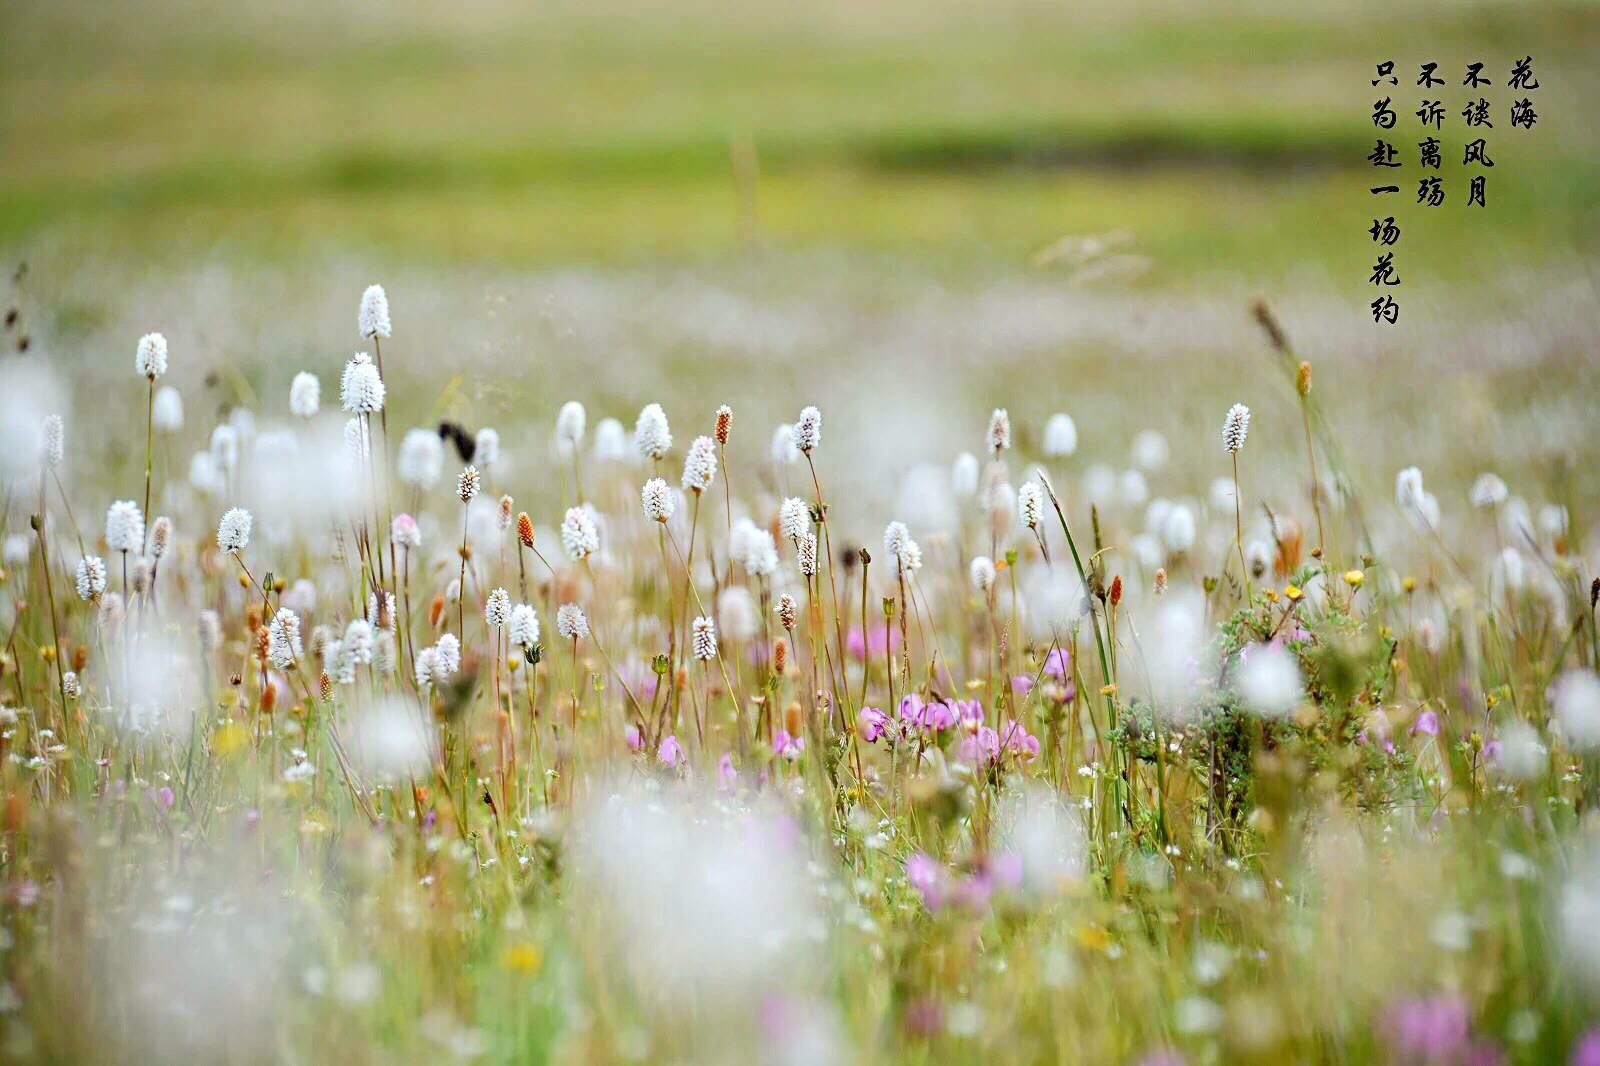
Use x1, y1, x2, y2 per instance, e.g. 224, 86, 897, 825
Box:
485, 588, 511, 628
75, 556, 107, 601
951, 452, 980, 497
635, 403, 673, 461
217, 507, 252, 553
797, 531, 818, 577
435, 633, 462, 675
1233, 643, 1303, 719
792, 406, 822, 453
457, 466, 481, 503
593, 417, 627, 462
359, 284, 392, 339
509, 604, 539, 649
987, 408, 1011, 454
556, 603, 590, 640
105, 500, 144, 553
135, 333, 168, 379
290, 372, 321, 418
969, 556, 996, 593
779, 497, 810, 540
641, 478, 675, 523
1470, 472, 1508, 509
268, 609, 303, 669
340, 353, 385, 414
1018, 481, 1043, 529
561, 506, 599, 560
1221, 403, 1250, 453
691, 615, 717, 661
681, 435, 718, 494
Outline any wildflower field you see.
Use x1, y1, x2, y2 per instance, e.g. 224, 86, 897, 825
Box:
2, 2, 1600, 1064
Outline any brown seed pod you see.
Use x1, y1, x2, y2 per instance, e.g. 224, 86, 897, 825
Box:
517, 512, 535, 549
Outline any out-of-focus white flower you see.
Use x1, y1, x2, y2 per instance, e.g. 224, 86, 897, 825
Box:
289, 372, 320, 418
509, 604, 539, 650
718, 587, 758, 642
594, 417, 627, 462
1470, 472, 1507, 509
770, 423, 799, 465
1161, 504, 1196, 553
397, 428, 443, 488
75, 555, 107, 601
951, 452, 980, 497
996, 784, 1087, 897
474, 427, 499, 469
1132, 429, 1169, 471
1554, 670, 1600, 751
555, 401, 586, 454
970, 555, 996, 593
349, 699, 434, 781
1494, 719, 1547, 780
986, 408, 1011, 454
1042, 414, 1077, 458
153, 385, 184, 431
39, 414, 64, 468
1233, 642, 1302, 719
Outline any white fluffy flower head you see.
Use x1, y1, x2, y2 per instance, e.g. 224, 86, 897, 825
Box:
561, 505, 599, 560
136, 332, 168, 379
217, 507, 252, 554
556, 603, 590, 640
691, 615, 717, 661
792, 406, 822, 453
509, 604, 539, 649
359, 284, 391, 339
1221, 403, 1250, 453
105, 500, 144, 553
987, 408, 1011, 454
641, 478, 675, 523
289, 372, 320, 418
340, 353, 385, 414
681, 435, 718, 494
485, 588, 511, 628
635, 403, 673, 461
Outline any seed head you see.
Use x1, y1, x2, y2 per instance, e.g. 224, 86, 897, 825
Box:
485, 587, 511, 628
792, 406, 822, 453
561, 505, 599, 560
398, 428, 444, 488
635, 403, 673, 461
1221, 403, 1250, 453
498, 495, 514, 531
770, 424, 799, 464
457, 465, 481, 503
641, 477, 675, 523
135, 332, 168, 379
198, 610, 222, 652
987, 408, 1011, 454
435, 633, 462, 675
714, 404, 732, 446
969, 556, 996, 593
105, 500, 144, 553
1154, 568, 1168, 595
691, 616, 717, 661
75, 555, 107, 601
359, 284, 391, 339
681, 435, 718, 494
556, 603, 590, 640
516, 512, 534, 549
1469, 472, 1507, 509
776, 593, 797, 631
217, 507, 252, 553
340, 353, 385, 415
1296, 360, 1312, 396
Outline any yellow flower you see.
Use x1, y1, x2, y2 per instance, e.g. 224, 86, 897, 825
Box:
213, 719, 249, 756
1075, 924, 1111, 952
504, 942, 543, 976
1402, 576, 1417, 593
1099, 684, 1118, 696
1284, 584, 1304, 602
1343, 570, 1364, 588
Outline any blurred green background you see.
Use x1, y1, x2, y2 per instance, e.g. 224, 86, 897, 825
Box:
2, 0, 1595, 281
